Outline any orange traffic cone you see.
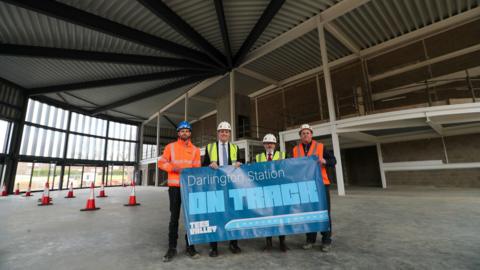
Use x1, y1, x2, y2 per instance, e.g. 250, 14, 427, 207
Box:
65, 182, 75, 198
38, 182, 52, 206
1, 184, 8, 196
23, 183, 33, 197
97, 183, 107, 198
80, 182, 100, 211
38, 181, 52, 203
124, 180, 140, 206
14, 183, 20, 195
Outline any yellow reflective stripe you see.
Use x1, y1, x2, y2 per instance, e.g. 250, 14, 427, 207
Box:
170, 143, 175, 161
171, 160, 194, 164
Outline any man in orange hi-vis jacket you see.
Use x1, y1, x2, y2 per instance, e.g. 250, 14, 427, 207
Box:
158, 120, 201, 263
293, 123, 336, 253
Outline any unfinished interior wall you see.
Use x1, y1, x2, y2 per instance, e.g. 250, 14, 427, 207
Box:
256, 91, 285, 140
330, 61, 366, 118
382, 133, 480, 187
191, 114, 216, 147
216, 90, 251, 140
252, 20, 480, 134
253, 76, 328, 140
343, 146, 382, 187
283, 77, 323, 127
369, 19, 480, 111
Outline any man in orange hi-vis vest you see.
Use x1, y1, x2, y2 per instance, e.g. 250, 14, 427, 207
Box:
292, 123, 336, 253
158, 121, 201, 262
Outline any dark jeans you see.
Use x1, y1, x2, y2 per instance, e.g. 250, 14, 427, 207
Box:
168, 187, 193, 249
210, 240, 238, 250
306, 184, 332, 245
266, 235, 286, 242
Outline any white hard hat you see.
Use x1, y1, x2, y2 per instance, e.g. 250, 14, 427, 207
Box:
263, 133, 277, 144
217, 121, 232, 131
299, 123, 313, 134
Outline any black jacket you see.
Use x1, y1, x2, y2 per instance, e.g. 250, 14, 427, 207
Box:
301, 143, 337, 168
202, 142, 237, 167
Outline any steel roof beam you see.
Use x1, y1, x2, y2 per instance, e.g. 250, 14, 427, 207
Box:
90, 75, 213, 115
1, 0, 219, 68
233, 0, 285, 66
214, 0, 233, 68
138, 0, 227, 68
0, 44, 216, 71
28, 69, 215, 95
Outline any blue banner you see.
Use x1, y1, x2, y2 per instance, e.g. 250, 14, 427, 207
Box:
180, 156, 330, 245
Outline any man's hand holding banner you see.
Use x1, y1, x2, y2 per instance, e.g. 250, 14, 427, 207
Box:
181, 156, 330, 245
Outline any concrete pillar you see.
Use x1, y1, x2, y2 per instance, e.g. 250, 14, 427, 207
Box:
317, 21, 345, 196
255, 98, 259, 139
137, 124, 145, 186
184, 93, 189, 121
376, 143, 387, 189
3, 96, 28, 194
155, 114, 160, 187
230, 71, 236, 141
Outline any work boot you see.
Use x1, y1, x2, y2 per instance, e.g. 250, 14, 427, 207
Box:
302, 242, 313, 250
209, 247, 218, 257
229, 242, 242, 254
320, 244, 331, 253
263, 237, 273, 251
279, 239, 289, 252
186, 246, 200, 259
163, 248, 177, 262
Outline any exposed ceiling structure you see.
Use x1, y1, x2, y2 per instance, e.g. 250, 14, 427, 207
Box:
0, 0, 479, 124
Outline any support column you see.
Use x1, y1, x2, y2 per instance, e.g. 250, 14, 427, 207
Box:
230, 70, 236, 141
255, 98, 259, 139
315, 74, 324, 120
100, 119, 109, 187
155, 114, 161, 187
4, 96, 28, 194
466, 69, 476, 102
376, 143, 387, 189
136, 123, 145, 186
184, 92, 189, 121
317, 21, 345, 196
441, 136, 449, 164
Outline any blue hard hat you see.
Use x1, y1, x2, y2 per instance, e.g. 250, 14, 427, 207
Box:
176, 120, 192, 131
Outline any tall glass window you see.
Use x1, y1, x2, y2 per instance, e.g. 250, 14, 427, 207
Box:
0, 119, 12, 154
15, 99, 139, 191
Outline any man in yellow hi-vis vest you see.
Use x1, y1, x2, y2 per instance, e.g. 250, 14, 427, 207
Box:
202, 121, 242, 257
255, 133, 288, 252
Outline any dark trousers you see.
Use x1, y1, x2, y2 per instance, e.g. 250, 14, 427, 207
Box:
306, 185, 332, 245
266, 235, 286, 242
210, 240, 238, 250
168, 187, 193, 249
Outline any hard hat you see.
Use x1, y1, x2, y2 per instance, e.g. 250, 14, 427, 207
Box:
217, 121, 232, 131
176, 120, 192, 131
263, 134, 277, 144
299, 123, 313, 134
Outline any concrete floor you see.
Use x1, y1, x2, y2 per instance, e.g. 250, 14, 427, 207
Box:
0, 186, 479, 270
